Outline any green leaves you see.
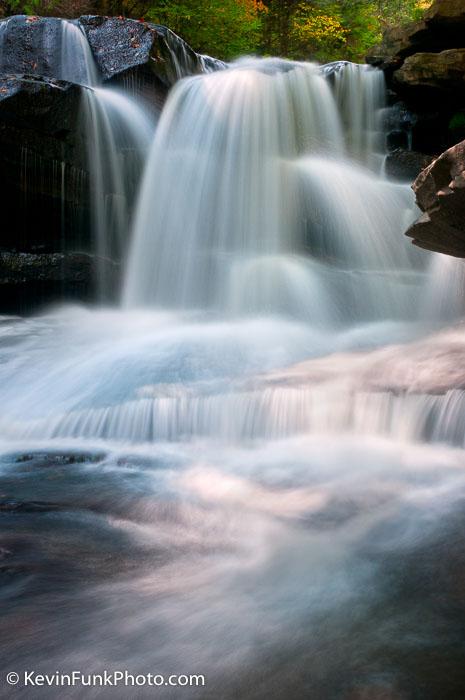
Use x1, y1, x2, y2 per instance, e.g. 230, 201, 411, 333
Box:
1, 0, 433, 63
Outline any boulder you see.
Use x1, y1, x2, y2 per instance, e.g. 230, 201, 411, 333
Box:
0, 252, 119, 313
394, 48, 465, 92
406, 139, 465, 257
79, 16, 214, 87
385, 148, 434, 181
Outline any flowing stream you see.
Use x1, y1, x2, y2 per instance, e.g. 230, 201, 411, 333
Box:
1, 42, 465, 698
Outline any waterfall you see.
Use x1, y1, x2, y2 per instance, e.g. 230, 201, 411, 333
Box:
3, 27, 465, 689
0, 52, 463, 448
60, 20, 99, 86
59, 20, 154, 296
123, 59, 425, 323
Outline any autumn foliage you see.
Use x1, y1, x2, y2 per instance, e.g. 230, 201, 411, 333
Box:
1, 0, 433, 62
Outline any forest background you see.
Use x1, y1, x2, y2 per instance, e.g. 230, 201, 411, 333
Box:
0, 0, 433, 62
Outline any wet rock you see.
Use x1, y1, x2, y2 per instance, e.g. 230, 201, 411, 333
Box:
0, 15, 64, 78
13, 452, 105, 467
394, 48, 465, 93
0, 15, 216, 87
0, 252, 119, 313
385, 148, 434, 181
406, 139, 465, 257
79, 16, 209, 88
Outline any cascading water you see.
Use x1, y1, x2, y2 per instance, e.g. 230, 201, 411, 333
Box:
124, 60, 424, 324
2, 52, 465, 697
58, 20, 154, 296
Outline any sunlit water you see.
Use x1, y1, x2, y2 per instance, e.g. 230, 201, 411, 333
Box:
1, 56, 465, 698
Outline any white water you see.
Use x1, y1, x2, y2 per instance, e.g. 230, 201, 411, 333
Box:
2, 55, 465, 695
123, 61, 426, 321
1, 58, 464, 442
57, 22, 154, 295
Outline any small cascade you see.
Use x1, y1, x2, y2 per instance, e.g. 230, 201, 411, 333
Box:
161, 27, 227, 81
0, 16, 154, 295
60, 19, 99, 86
333, 62, 386, 167
80, 87, 153, 294
0, 18, 10, 67
57, 20, 154, 296
421, 253, 465, 321
4, 385, 465, 447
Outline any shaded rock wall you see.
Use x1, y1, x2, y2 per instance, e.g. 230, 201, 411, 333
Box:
369, 1, 465, 257
368, 0, 465, 156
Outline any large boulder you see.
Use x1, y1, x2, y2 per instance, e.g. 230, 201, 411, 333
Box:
394, 48, 465, 92
406, 139, 465, 257
79, 16, 218, 87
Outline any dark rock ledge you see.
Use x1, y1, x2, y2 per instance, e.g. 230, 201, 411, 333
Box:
406, 139, 465, 257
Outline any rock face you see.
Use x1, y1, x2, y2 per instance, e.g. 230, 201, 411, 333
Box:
406, 139, 465, 257
80, 16, 218, 87
367, 0, 465, 156
0, 75, 89, 255
368, 0, 465, 73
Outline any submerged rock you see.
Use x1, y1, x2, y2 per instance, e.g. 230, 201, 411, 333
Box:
406, 139, 465, 257
385, 148, 433, 181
